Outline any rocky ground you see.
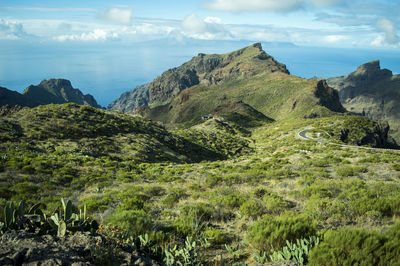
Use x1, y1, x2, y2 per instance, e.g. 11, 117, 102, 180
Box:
0, 230, 157, 266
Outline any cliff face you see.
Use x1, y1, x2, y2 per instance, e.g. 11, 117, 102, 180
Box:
22, 79, 101, 108
0, 79, 101, 109
0, 87, 36, 108
108, 83, 150, 113
326, 60, 400, 141
110, 43, 290, 112
314, 80, 346, 113
123, 43, 347, 126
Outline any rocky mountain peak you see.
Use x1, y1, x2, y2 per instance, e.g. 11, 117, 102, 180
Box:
141, 43, 289, 108
23, 79, 101, 108
349, 60, 393, 83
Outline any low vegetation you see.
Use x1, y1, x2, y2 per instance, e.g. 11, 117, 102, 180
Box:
1, 103, 400, 264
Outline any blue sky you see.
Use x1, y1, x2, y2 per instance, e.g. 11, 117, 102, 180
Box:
0, 0, 399, 48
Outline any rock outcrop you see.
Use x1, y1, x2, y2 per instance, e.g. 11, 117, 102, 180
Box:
0, 87, 36, 108
0, 79, 101, 109
110, 43, 289, 112
0, 230, 158, 266
314, 80, 346, 113
326, 60, 400, 141
108, 83, 150, 112
23, 79, 101, 108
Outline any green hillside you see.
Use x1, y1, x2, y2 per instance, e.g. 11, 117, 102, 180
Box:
1, 45, 400, 265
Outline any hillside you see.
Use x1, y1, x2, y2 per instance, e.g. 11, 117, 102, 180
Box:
111, 43, 345, 128
0, 86, 36, 107
326, 60, 400, 141
1, 45, 400, 265
0, 79, 101, 108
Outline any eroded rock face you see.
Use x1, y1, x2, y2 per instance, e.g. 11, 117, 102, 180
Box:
0, 230, 158, 266
314, 80, 346, 113
111, 43, 290, 111
108, 83, 150, 113
326, 60, 400, 141
22, 79, 101, 108
0, 87, 36, 108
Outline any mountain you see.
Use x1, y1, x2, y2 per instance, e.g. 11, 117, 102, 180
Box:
22, 79, 101, 108
0, 79, 101, 108
0, 86, 36, 107
326, 60, 400, 141
108, 83, 149, 112
111, 43, 345, 127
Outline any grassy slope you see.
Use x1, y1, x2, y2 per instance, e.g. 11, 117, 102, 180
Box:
146, 72, 335, 127
1, 104, 400, 263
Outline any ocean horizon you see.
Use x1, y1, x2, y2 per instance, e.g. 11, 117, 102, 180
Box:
1, 40, 399, 107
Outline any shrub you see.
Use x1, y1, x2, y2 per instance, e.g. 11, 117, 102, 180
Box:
263, 193, 291, 214
335, 165, 367, 178
174, 203, 215, 237
204, 227, 227, 245
240, 199, 265, 219
308, 228, 388, 266
117, 194, 149, 211
105, 209, 152, 236
247, 212, 316, 252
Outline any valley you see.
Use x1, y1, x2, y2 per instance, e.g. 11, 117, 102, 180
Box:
1, 44, 400, 265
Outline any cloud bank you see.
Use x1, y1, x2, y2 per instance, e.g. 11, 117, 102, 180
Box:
54, 29, 119, 42
101, 8, 132, 25
376, 18, 399, 45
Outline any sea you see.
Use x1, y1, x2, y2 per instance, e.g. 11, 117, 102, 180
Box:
1, 39, 399, 107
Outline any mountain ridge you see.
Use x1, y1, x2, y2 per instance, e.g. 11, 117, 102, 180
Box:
0, 79, 101, 109
110, 43, 345, 127
326, 60, 400, 141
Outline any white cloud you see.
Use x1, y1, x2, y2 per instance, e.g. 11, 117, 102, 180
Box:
0, 19, 31, 40
181, 14, 232, 40
206, 0, 303, 12
101, 8, 132, 25
182, 14, 208, 33
204, 17, 222, 24
54, 29, 119, 42
376, 18, 399, 45
324, 35, 347, 42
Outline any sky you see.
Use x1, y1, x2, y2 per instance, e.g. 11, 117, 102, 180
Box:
0, 0, 399, 106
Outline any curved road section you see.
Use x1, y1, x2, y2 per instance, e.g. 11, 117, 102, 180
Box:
296, 128, 399, 152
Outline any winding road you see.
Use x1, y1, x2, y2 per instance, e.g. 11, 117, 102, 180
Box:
296, 128, 400, 152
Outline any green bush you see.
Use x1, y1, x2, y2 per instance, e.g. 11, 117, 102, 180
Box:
204, 227, 227, 245
263, 193, 291, 214
117, 194, 149, 211
335, 165, 367, 178
308, 228, 392, 266
240, 199, 265, 219
247, 212, 316, 252
105, 209, 152, 236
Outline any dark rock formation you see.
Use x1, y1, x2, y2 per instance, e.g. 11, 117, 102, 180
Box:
314, 80, 346, 113
0, 230, 159, 266
111, 43, 290, 111
0, 79, 101, 109
0, 87, 36, 107
326, 60, 400, 141
23, 79, 101, 108
108, 83, 150, 112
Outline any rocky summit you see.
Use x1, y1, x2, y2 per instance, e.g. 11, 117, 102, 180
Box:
111, 43, 346, 127
326, 60, 400, 141
23, 79, 101, 108
0, 79, 101, 109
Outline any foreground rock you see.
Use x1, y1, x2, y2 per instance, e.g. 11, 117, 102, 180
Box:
0, 230, 158, 266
